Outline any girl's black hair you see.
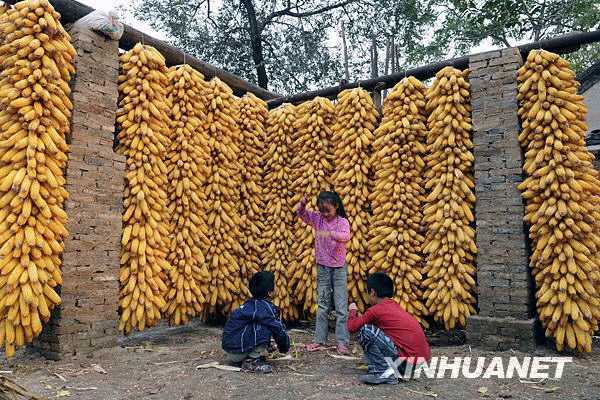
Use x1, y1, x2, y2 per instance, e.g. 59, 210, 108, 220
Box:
317, 191, 348, 219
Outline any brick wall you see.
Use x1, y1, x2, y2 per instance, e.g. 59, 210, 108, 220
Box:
465, 48, 537, 352
35, 27, 124, 359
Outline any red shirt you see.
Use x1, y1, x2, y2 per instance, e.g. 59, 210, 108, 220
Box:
348, 299, 431, 361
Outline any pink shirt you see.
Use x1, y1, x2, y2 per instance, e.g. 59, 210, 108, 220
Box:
296, 203, 350, 268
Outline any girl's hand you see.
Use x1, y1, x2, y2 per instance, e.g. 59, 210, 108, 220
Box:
349, 303, 358, 312
316, 230, 331, 238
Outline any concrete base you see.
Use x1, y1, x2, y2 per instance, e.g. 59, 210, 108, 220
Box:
467, 316, 537, 352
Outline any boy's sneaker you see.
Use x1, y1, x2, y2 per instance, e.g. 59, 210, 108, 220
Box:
241, 358, 273, 374
359, 373, 398, 385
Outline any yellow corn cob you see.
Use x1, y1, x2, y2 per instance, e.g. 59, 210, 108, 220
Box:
331, 88, 379, 311
288, 97, 336, 318
263, 104, 297, 320
237, 93, 268, 293
423, 66, 477, 330
0, 0, 75, 358
204, 78, 246, 316
116, 43, 172, 334
517, 49, 600, 353
368, 77, 429, 327
163, 64, 211, 326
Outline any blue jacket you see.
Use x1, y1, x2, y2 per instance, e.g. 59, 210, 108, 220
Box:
222, 298, 290, 354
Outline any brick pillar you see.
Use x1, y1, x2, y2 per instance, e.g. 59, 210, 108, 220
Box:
465, 48, 538, 352
35, 26, 124, 359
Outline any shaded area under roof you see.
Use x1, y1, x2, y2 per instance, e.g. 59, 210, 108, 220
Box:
578, 59, 600, 94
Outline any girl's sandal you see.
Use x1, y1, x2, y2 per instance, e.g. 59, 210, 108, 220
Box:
305, 343, 326, 352
336, 343, 350, 355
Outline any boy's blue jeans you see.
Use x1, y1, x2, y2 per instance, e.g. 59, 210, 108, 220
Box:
357, 324, 398, 375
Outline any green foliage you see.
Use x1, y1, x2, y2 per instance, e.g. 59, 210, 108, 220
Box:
132, 0, 600, 94
440, 0, 600, 46
132, 0, 345, 94
566, 43, 600, 74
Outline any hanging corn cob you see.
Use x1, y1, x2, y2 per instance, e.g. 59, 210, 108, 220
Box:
263, 104, 297, 320
517, 49, 600, 352
288, 97, 335, 318
422, 66, 477, 330
116, 44, 171, 334
368, 77, 429, 327
238, 93, 268, 287
163, 64, 211, 326
0, 0, 75, 358
204, 78, 245, 315
331, 88, 378, 311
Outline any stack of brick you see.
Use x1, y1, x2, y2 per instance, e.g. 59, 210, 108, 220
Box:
35, 26, 124, 359
465, 48, 537, 352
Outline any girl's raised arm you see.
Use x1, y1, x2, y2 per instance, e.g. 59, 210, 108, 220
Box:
296, 197, 319, 228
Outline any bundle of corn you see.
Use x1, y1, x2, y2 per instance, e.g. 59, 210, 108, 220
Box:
163, 64, 211, 326
331, 88, 378, 311
115, 43, 172, 334
0, 0, 75, 357
263, 104, 297, 320
368, 77, 429, 327
237, 93, 268, 286
517, 49, 600, 352
422, 66, 477, 330
288, 97, 335, 317
204, 78, 245, 315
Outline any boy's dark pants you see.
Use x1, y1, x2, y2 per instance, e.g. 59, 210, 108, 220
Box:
357, 324, 405, 377
225, 345, 268, 364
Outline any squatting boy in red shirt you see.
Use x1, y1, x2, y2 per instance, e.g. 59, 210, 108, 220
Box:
348, 272, 431, 385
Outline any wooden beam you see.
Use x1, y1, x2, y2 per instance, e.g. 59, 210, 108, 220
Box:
2, 0, 280, 99
119, 25, 279, 99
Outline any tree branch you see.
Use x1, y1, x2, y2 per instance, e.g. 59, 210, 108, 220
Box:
262, 38, 305, 89
262, 0, 360, 29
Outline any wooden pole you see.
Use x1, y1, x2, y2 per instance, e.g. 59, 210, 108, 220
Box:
383, 37, 390, 101
370, 37, 381, 112
390, 37, 396, 73
341, 22, 350, 81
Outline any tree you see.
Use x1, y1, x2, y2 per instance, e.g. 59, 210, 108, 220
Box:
436, 0, 600, 70
132, 0, 357, 93
342, 0, 444, 79
132, 0, 600, 95
341, 0, 600, 81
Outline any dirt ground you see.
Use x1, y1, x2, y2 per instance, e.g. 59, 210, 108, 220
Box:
2, 323, 599, 400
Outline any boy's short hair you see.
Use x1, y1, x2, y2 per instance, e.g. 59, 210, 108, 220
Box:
249, 271, 275, 299
366, 273, 394, 298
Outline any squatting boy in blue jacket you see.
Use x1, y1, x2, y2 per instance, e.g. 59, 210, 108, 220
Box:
222, 271, 290, 373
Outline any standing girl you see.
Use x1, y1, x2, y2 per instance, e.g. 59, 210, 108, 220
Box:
296, 191, 351, 354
